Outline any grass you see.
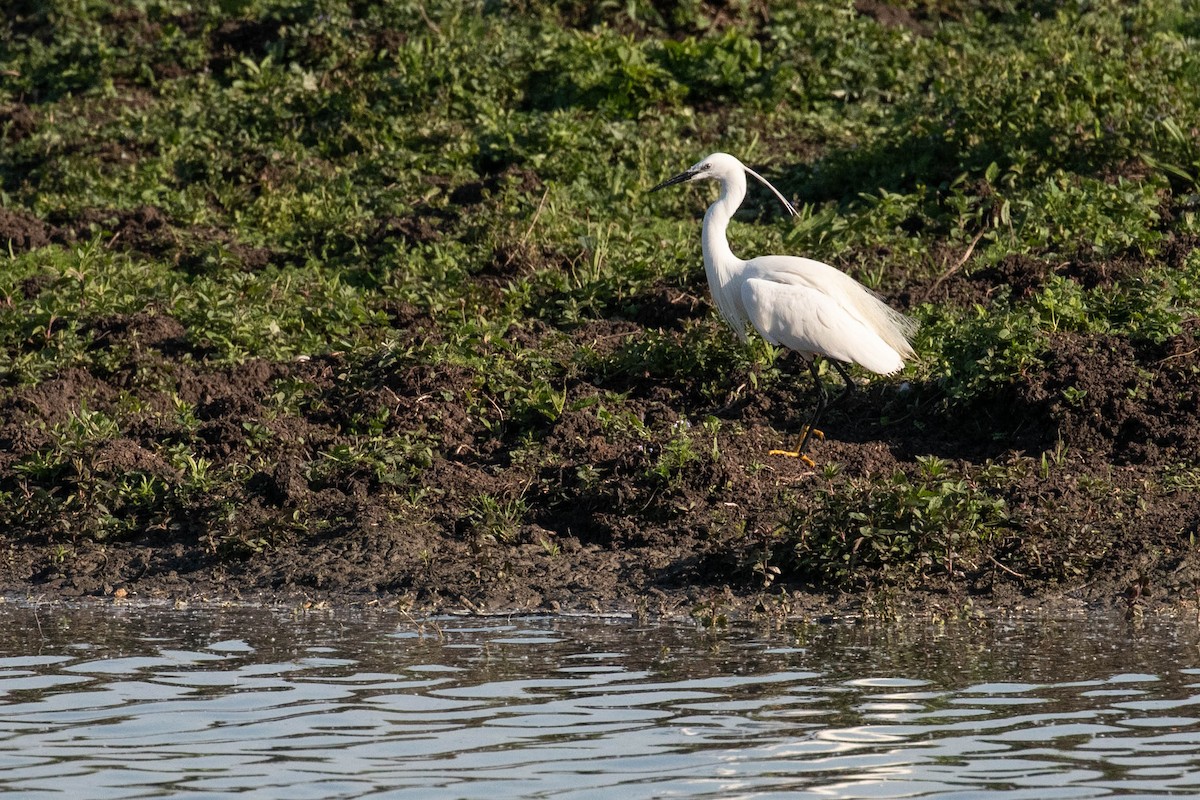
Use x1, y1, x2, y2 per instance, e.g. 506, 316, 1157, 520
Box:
2, 0, 1199, 599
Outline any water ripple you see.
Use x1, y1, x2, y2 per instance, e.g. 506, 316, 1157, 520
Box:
1, 607, 1199, 798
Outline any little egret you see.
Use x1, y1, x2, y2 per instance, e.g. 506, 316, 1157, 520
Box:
650, 152, 918, 464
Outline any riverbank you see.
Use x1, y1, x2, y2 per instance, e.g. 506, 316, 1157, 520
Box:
2, 1, 1198, 619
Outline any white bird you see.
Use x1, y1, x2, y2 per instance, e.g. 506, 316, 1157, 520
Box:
650, 152, 918, 463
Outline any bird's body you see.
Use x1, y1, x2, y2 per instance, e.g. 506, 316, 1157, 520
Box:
651, 152, 918, 461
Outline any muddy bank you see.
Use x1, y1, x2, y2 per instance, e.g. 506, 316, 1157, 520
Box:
3, 1, 1199, 621
2, 201, 1198, 619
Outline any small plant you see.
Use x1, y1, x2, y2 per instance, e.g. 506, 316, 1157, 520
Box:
269, 377, 314, 414
1061, 386, 1088, 407
700, 416, 721, 461
117, 473, 167, 509
463, 492, 527, 545
171, 451, 217, 495
649, 420, 699, 485
314, 434, 435, 487
691, 595, 731, 631
51, 404, 120, 450
12, 449, 69, 482
242, 421, 275, 451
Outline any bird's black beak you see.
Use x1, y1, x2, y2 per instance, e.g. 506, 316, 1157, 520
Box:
649, 168, 697, 193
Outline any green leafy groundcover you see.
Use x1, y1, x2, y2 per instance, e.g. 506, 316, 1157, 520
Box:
0, 0, 1198, 616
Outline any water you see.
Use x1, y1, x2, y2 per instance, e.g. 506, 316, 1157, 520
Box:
1, 603, 1199, 799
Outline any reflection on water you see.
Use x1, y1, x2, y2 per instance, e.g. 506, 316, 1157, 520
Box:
1, 603, 1199, 799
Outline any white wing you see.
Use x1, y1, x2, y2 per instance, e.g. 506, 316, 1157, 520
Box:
741, 277, 907, 374
741, 254, 916, 358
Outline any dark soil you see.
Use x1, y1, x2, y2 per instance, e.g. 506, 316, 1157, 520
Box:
1, 103, 38, 144
0, 206, 54, 252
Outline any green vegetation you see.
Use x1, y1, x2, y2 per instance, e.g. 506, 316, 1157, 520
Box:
786, 456, 1011, 586
1, 0, 1198, 605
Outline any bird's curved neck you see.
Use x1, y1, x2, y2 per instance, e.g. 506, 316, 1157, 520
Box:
700, 171, 749, 336
701, 171, 745, 280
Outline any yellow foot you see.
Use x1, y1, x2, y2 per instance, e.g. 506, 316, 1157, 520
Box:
768, 449, 816, 467
768, 427, 824, 466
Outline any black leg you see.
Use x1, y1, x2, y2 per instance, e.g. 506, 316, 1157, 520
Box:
795, 358, 828, 456
830, 359, 856, 405
770, 358, 857, 462
770, 357, 829, 463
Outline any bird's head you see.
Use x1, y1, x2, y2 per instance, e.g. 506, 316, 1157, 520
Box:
650, 152, 797, 217
649, 153, 742, 192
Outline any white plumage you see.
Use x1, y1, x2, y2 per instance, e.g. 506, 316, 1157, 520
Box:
651, 152, 918, 460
